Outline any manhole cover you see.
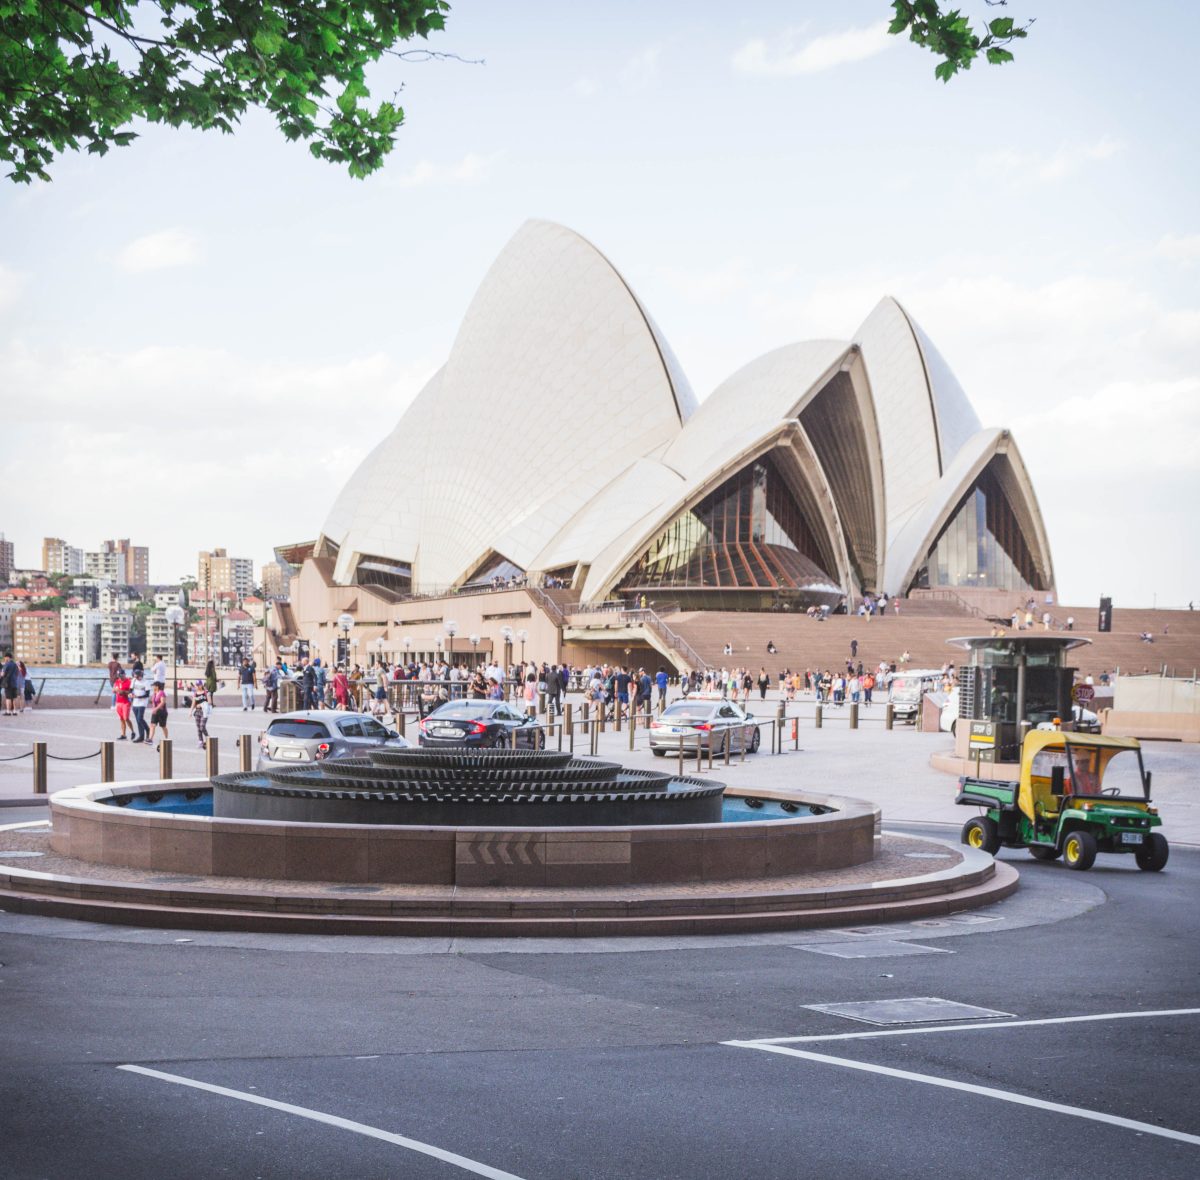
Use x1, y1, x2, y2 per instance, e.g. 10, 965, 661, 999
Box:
0, 850, 44, 858
794, 941, 951, 959
802, 997, 1016, 1025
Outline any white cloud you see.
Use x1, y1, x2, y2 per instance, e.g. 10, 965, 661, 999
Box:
0, 342, 437, 578
620, 48, 659, 92
0, 263, 22, 311
390, 151, 501, 189
1153, 232, 1200, 264
733, 24, 891, 77
977, 136, 1124, 184
571, 76, 598, 98
115, 228, 200, 273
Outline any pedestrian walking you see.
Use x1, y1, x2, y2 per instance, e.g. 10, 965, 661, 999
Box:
758, 667, 770, 700
113, 668, 134, 739
204, 658, 218, 702
655, 667, 668, 710
239, 658, 257, 710
130, 668, 151, 742
19, 661, 34, 711
148, 681, 169, 747
1, 651, 18, 716
263, 662, 280, 713
191, 686, 211, 748
106, 652, 123, 709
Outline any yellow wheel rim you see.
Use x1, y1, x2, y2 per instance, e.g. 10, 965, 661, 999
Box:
968, 827, 984, 848
1065, 838, 1078, 863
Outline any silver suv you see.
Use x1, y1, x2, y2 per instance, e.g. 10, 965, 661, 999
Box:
648, 695, 761, 756
256, 711, 410, 770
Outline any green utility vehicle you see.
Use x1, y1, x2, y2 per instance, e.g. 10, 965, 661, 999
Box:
957, 730, 1168, 871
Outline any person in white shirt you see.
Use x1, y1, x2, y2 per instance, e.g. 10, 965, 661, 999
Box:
151, 656, 168, 685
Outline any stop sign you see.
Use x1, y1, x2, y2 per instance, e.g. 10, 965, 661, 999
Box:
1075, 684, 1095, 702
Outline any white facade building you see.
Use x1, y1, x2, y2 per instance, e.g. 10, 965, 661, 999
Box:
99, 611, 133, 661
317, 221, 1054, 609
61, 606, 105, 666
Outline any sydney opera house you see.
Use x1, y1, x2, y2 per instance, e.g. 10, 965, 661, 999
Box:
281, 220, 1054, 668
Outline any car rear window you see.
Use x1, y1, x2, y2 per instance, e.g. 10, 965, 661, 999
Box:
429, 703, 494, 720
663, 706, 714, 721
268, 719, 331, 740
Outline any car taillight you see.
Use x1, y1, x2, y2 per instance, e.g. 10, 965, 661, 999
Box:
259, 733, 269, 752
466, 721, 484, 734
315, 742, 331, 759
694, 723, 712, 731
419, 719, 431, 732
650, 720, 662, 729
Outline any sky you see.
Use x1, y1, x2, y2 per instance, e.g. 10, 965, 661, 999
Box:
1, 0, 1197, 607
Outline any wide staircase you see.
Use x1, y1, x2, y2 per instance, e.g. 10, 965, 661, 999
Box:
663, 605, 1200, 678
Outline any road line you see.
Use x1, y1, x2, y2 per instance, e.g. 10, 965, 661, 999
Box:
117, 1064, 529, 1179
724, 1042, 1200, 1146
736, 1007, 1200, 1044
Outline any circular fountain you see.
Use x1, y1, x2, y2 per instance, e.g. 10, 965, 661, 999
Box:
211, 747, 729, 826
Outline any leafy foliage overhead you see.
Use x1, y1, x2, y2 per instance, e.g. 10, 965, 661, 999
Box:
0, 1, 455, 182
888, 1, 1032, 81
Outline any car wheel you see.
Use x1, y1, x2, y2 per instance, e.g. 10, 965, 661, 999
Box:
1063, 829, 1098, 871
1135, 833, 1169, 872
1029, 845, 1061, 861
749, 729, 761, 754
961, 816, 1000, 855
651, 748, 667, 757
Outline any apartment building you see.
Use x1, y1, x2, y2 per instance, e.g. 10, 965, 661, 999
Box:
0, 534, 13, 584
84, 539, 150, 586
260, 560, 292, 599
145, 611, 179, 661
42, 537, 84, 576
84, 548, 123, 584
199, 548, 254, 598
99, 611, 133, 661
0, 601, 16, 650
60, 606, 104, 666
153, 589, 185, 609
13, 610, 60, 664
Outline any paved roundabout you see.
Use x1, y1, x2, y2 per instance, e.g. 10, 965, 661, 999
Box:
1, 820, 1197, 1179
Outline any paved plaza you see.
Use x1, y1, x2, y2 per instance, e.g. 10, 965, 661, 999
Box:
2, 702, 1198, 1178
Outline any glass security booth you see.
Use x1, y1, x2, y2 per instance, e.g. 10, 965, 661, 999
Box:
948, 635, 1092, 762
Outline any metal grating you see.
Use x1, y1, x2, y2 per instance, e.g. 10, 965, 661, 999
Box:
793, 941, 952, 959
802, 997, 1016, 1025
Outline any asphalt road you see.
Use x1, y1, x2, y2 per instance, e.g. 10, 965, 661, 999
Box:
2, 826, 1197, 1179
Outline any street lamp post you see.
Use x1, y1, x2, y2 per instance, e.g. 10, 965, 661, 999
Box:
517, 628, 528, 665
337, 612, 354, 668
469, 632, 480, 667
165, 604, 185, 708
374, 636, 385, 669
444, 620, 458, 666
500, 625, 514, 674
402, 636, 412, 667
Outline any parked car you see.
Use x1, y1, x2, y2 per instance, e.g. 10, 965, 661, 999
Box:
256, 711, 409, 770
418, 700, 546, 749
648, 694, 761, 757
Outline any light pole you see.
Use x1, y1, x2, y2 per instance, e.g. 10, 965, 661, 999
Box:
402, 636, 412, 666
337, 612, 354, 668
500, 624, 514, 673
469, 632, 480, 667
517, 628, 528, 665
165, 604, 185, 708
374, 636, 385, 668
444, 620, 458, 666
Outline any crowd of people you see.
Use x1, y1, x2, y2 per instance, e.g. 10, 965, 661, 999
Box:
0, 652, 37, 716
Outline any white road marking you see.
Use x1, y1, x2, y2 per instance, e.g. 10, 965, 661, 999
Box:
724, 1042, 1200, 1146
740, 1007, 1200, 1044
118, 1064, 529, 1179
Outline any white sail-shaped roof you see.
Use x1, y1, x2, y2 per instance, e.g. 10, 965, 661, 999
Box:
317, 223, 1052, 605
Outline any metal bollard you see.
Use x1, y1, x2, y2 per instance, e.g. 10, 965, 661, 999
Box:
776, 705, 785, 754
238, 734, 253, 772
814, 705, 823, 729
885, 703, 894, 731
628, 714, 635, 751
678, 733, 684, 776
793, 716, 799, 751
159, 739, 173, 780
33, 741, 47, 794
565, 704, 573, 754
850, 703, 859, 730
539, 690, 546, 716
724, 732, 731, 766
615, 699, 623, 733
395, 710, 406, 737
696, 736, 702, 775
512, 726, 519, 750
591, 718, 599, 756
205, 736, 219, 777
100, 740, 115, 782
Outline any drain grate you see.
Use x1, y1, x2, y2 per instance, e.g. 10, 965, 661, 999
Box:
793, 941, 951, 959
802, 997, 1016, 1025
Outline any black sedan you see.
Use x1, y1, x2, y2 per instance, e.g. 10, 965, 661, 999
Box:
417, 700, 546, 749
